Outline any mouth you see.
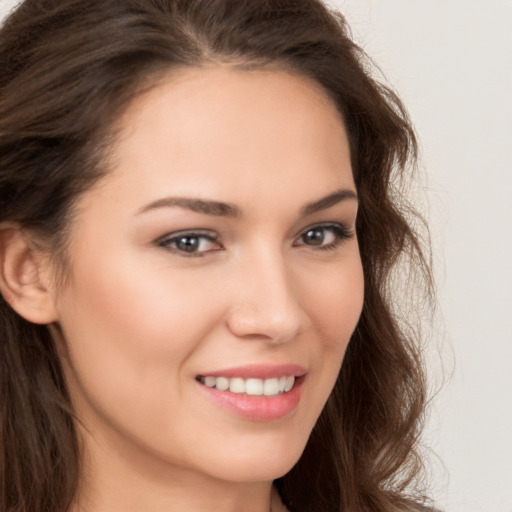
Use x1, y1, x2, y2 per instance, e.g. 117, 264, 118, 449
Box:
196, 375, 297, 396
195, 364, 306, 420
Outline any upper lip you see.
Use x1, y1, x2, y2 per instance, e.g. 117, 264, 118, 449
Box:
197, 364, 306, 379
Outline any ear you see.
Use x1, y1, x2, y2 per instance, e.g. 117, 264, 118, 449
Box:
0, 222, 59, 324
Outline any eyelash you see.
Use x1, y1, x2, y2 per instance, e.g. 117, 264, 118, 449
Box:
156, 229, 222, 258
156, 223, 353, 257
294, 223, 353, 251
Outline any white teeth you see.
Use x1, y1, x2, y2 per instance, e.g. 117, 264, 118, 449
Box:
263, 378, 280, 396
229, 377, 245, 394
245, 378, 263, 395
284, 376, 295, 392
216, 377, 229, 391
201, 375, 296, 396
204, 376, 216, 388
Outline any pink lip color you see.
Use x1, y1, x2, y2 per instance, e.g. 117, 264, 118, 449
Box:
196, 364, 306, 421
198, 363, 306, 379
199, 377, 304, 421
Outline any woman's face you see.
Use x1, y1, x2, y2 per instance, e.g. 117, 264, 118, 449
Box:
50, 67, 364, 484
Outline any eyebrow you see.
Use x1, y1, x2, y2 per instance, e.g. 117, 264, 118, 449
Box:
137, 197, 241, 217
137, 188, 358, 218
300, 189, 358, 216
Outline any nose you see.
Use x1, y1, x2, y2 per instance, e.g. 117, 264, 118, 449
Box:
225, 247, 310, 344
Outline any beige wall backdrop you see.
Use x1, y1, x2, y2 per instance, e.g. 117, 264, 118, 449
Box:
2, 1, 511, 511
332, 1, 512, 511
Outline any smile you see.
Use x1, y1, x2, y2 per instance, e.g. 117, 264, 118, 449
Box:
197, 375, 295, 396
196, 364, 306, 420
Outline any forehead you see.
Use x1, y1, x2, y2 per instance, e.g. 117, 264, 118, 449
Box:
120, 65, 346, 137
92, 66, 354, 215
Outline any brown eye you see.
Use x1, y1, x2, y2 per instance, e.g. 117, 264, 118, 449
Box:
301, 228, 328, 246
157, 231, 222, 256
174, 235, 202, 253
295, 224, 352, 250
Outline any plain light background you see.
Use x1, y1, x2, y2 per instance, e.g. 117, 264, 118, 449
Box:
329, 2, 512, 511
1, 1, 511, 511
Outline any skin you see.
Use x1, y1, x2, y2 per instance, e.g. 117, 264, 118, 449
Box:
45, 67, 364, 511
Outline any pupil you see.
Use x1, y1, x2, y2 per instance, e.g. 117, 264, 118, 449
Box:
177, 236, 199, 252
304, 228, 324, 245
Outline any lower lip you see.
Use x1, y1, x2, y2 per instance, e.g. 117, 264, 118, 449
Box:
198, 378, 304, 421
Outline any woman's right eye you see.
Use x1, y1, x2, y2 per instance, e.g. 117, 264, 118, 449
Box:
156, 231, 222, 257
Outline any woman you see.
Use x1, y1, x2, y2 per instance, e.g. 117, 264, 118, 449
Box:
0, 1, 435, 511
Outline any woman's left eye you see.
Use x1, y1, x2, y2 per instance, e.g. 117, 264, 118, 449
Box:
294, 224, 352, 250
157, 231, 222, 256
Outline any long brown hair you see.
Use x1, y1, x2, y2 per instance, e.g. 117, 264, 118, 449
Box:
0, 1, 434, 511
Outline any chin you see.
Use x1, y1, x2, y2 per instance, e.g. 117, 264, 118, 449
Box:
211, 459, 298, 484
197, 434, 307, 484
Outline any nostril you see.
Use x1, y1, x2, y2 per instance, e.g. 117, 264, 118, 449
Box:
225, 302, 306, 344
225, 256, 309, 342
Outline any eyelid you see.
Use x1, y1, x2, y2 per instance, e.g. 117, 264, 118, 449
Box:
297, 221, 352, 237
294, 222, 354, 248
155, 229, 223, 256
153, 222, 354, 257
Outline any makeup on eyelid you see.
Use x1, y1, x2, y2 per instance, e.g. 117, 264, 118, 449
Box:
154, 222, 355, 257
133, 188, 359, 256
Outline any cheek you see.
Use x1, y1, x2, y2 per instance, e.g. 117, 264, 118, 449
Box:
305, 253, 364, 351
60, 252, 221, 351
54, 252, 224, 415
296, 250, 364, 412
